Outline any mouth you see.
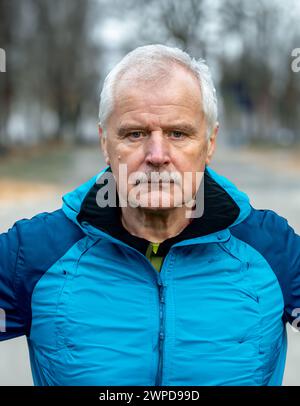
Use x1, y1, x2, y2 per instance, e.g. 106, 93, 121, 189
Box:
135, 179, 175, 185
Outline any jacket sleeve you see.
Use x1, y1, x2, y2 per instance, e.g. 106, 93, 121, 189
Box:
231, 207, 300, 328
0, 222, 25, 340
278, 215, 300, 328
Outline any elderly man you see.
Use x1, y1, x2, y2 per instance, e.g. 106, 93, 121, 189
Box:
0, 44, 299, 386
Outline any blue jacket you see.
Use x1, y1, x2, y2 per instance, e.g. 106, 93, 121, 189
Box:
0, 166, 299, 386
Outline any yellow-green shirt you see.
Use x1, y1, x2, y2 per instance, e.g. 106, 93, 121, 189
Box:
145, 242, 164, 272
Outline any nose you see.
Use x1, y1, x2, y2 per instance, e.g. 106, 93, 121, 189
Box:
144, 132, 171, 167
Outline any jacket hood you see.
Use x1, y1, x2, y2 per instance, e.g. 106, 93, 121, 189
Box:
62, 165, 251, 241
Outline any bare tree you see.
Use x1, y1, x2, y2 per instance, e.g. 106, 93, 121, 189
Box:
0, 0, 21, 152
219, 0, 300, 143
0, 0, 103, 150
110, 0, 209, 57
27, 0, 103, 142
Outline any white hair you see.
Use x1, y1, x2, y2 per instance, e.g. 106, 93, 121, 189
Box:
99, 44, 218, 139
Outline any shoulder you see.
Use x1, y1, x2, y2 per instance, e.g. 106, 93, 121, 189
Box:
3, 209, 84, 337
231, 206, 299, 252
14, 208, 84, 255
13, 208, 84, 291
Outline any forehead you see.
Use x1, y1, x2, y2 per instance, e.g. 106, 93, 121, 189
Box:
110, 66, 203, 125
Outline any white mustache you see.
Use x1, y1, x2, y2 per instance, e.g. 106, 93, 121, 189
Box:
131, 171, 182, 185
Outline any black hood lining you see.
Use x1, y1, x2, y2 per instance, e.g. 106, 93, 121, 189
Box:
77, 167, 240, 255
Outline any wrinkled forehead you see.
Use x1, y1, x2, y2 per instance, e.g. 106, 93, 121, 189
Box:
111, 65, 203, 118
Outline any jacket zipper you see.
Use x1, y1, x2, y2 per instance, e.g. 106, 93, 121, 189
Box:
156, 274, 165, 386
83, 228, 169, 385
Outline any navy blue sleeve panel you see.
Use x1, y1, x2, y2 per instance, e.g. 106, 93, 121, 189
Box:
231, 207, 300, 326
0, 209, 84, 341
0, 223, 21, 339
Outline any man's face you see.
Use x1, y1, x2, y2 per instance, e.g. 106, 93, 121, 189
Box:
100, 66, 218, 211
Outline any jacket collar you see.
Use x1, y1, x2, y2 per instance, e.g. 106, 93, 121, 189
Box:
62, 165, 251, 251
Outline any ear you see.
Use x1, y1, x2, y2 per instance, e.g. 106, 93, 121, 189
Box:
205, 123, 219, 166
98, 123, 110, 166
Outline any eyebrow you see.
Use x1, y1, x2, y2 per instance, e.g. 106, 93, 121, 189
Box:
117, 123, 197, 136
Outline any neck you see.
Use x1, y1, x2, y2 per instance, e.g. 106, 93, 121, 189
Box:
120, 206, 191, 243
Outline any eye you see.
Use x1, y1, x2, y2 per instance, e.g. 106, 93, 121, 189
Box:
170, 130, 185, 139
128, 131, 144, 140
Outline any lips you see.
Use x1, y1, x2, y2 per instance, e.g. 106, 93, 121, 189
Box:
148, 179, 175, 183
135, 179, 175, 185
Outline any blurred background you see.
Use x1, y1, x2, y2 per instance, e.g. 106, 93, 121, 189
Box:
0, 0, 299, 385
